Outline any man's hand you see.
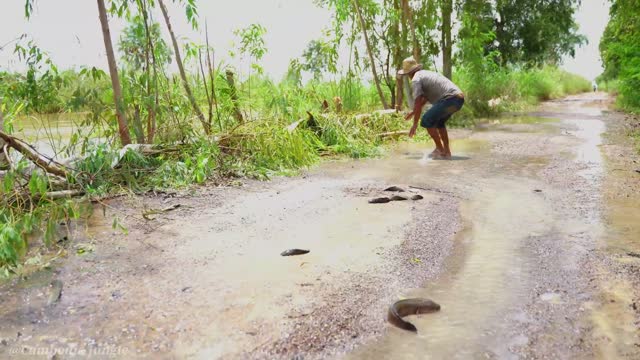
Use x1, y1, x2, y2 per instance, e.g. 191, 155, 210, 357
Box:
409, 124, 418, 138
404, 111, 414, 121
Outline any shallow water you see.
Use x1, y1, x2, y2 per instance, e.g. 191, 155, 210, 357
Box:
11, 112, 85, 158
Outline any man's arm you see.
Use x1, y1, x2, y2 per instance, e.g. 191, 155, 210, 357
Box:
408, 95, 427, 137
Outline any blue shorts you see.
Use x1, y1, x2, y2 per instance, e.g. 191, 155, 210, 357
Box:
420, 95, 464, 129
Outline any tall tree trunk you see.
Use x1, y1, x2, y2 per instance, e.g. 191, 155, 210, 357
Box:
391, 0, 402, 110
395, 76, 404, 111
97, 0, 132, 145
441, 0, 453, 79
398, 0, 409, 63
140, 0, 157, 143
158, 0, 211, 134
0, 99, 7, 169
392, 0, 403, 69
496, 4, 508, 67
352, 0, 390, 109
402, 0, 420, 62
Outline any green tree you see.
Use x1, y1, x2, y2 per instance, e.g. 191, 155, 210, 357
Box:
119, 12, 171, 143
301, 39, 338, 80
493, 0, 585, 66
158, 0, 211, 134
600, 0, 640, 110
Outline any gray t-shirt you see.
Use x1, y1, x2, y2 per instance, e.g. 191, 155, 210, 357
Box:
411, 70, 462, 104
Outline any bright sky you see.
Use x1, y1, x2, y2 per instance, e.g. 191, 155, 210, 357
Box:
560, 0, 610, 81
0, 0, 609, 81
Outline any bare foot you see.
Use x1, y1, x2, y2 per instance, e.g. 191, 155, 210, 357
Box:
429, 148, 443, 158
442, 152, 452, 160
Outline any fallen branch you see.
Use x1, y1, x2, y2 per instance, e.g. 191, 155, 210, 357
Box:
110, 143, 185, 168
378, 130, 409, 138
37, 190, 86, 200
355, 109, 398, 121
2, 144, 13, 171
0, 130, 69, 178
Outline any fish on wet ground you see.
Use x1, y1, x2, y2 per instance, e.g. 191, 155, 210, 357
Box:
387, 298, 441, 332
384, 186, 405, 192
369, 186, 425, 203
281, 249, 310, 256
390, 195, 408, 201
369, 194, 423, 203
369, 197, 391, 204
47, 280, 63, 306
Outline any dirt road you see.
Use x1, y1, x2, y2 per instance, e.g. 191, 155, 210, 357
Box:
1, 93, 639, 359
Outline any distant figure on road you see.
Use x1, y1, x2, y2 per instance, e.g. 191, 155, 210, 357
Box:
592, 81, 598, 92
398, 57, 464, 160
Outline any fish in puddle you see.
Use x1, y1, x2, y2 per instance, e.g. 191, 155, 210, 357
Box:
387, 298, 441, 332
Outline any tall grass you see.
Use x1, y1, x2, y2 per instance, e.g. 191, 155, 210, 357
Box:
453, 65, 591, 124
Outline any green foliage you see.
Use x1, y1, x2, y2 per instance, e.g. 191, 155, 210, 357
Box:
4, 41, 64, 113
233, 24, 268, 74
600, 0, 640, 111
302, 39, 339, 79
1, 159, 83, 270
178, 0, 200, 30
119, 15, 172, 71
150, 141, 219, 187
491, 0, 585, 66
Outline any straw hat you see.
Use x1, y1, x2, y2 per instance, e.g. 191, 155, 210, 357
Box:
397, 56, 422, 75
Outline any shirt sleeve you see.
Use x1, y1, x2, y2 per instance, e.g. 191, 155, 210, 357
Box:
412, 79, 424, 100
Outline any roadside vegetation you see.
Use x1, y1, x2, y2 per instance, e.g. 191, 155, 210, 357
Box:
0, 0, 590, 273
598, 0, 640, 153
599, 0, 640, 114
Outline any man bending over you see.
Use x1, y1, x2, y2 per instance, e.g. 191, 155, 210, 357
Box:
398, 57, 465, 159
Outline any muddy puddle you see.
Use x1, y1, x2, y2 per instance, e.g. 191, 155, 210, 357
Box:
315, 137, 490, 187
347, 178, 553, 360
474, 115, 560, 134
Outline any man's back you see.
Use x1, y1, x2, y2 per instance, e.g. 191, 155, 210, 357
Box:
411, 70, 461, 104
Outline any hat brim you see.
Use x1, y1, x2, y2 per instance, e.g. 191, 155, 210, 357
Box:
397, 64, 422, 75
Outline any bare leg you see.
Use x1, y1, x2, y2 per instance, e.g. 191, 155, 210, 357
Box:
427, 127, 444, 156
437, 127, 451, 158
